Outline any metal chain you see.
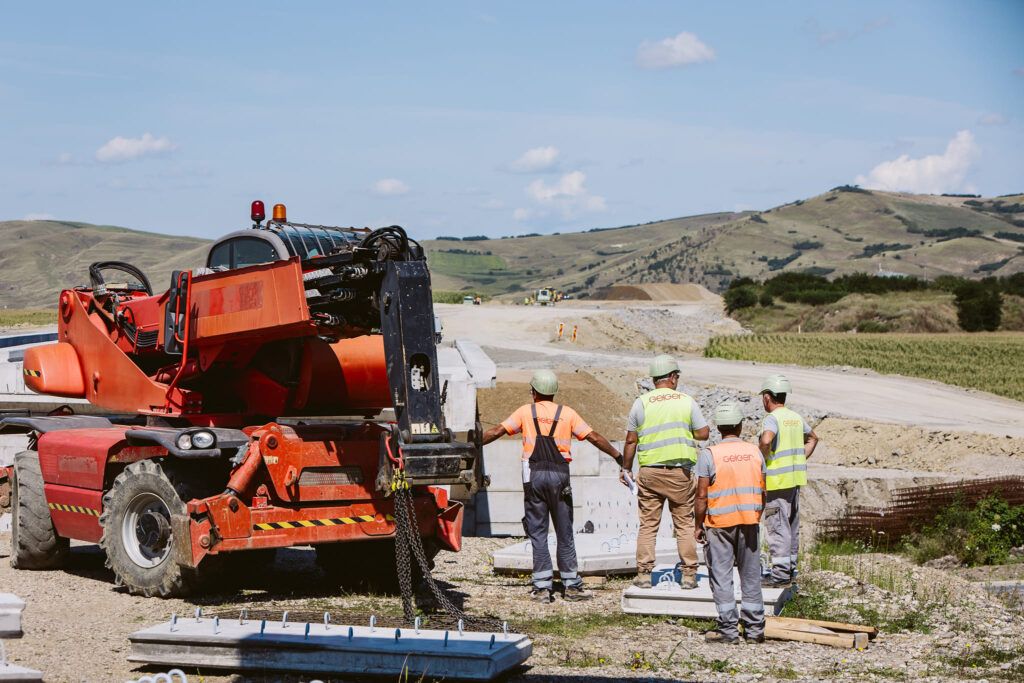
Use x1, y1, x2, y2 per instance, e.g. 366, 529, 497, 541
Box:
394, 485, 475, 623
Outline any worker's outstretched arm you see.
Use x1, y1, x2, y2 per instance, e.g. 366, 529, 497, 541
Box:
759, 430, 775, 459
804, 429, 819, 459
481, 425, 508, 446
585, 431, 622, 463
693, 426, 710, 441
694, 477, 709, 543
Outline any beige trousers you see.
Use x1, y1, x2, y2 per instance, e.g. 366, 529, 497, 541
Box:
636, 466, 698, 576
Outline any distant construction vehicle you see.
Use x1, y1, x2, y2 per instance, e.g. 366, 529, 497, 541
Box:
533, 287, 562, 306
1, 201, 483, 597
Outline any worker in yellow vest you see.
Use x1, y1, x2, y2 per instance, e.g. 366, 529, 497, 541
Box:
695, 401, 766, 644
621, 354, 709, 588
759, 374, 818, 587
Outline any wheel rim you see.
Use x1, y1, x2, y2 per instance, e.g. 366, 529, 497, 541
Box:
122, 492, 172, 568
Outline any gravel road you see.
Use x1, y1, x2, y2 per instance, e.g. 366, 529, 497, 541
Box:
437, 303, 1024, 438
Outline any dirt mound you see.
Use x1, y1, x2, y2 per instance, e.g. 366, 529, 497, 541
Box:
477, 370, 632, 438
592, 282, 720, 303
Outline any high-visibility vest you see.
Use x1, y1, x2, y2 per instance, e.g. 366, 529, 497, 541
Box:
706, 439, 765, 528
636, 388, 698, 467
763, 406, 807, 490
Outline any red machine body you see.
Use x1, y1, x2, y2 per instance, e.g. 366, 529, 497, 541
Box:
5, 212, 474, 596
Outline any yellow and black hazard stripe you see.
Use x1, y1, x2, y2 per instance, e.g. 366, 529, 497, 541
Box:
254, 514, 394, 532
23, 368, 42, 378
48, 502, 100, 516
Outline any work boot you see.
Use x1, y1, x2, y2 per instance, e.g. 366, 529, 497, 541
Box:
679, 575, 698, 590
530, 588, 552, 604
563, 585, 594, 602
762, 577, 792, 588
704, 630, 741, 644
745, 634, 766, 644
632, 572, 653, 588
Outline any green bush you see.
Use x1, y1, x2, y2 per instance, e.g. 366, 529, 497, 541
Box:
905, 494, 1024, 566
954, 282, 1002, 332
857, 320, 890, 333
724, 286, 758, 312
759, 291, 774, 307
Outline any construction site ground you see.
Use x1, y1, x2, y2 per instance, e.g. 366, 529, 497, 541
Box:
2, 298, 1024, 681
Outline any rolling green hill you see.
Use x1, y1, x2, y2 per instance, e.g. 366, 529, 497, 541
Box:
3, 187, 1023, 309
0, 220, 209, 308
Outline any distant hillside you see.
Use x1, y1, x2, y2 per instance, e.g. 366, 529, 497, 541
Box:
424, 188, 1024, 297
0, 220, 209, 308
4, 188, 1023, 308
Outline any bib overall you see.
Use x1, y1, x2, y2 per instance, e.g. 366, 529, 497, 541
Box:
522, 404, 582, 590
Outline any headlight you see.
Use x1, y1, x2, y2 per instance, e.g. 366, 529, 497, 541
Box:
176, 433, 193, 450
191, 430, 216, 449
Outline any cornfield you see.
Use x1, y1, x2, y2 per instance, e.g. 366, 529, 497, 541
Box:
705, 332, 1024, 402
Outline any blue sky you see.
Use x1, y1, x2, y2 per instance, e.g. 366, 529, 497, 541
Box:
2, 1, 1022, 239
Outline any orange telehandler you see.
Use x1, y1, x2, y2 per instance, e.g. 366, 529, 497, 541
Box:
1, 202, 481, 598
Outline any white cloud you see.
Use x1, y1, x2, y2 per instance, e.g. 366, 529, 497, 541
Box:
855, 130, 979, 194
524, 170, 606, 219
23, 213, 55, 221
512, 208, 534, 222
56, 152, 74, 165
978, 113, 1007, 126
372, 178, 410, 196
508, 146, 560, 173
95, 133, 176, 163
478, 198, 505, 210
635, 32, 715, 69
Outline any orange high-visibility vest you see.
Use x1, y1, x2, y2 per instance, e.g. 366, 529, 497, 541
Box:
706, 439, 765, 528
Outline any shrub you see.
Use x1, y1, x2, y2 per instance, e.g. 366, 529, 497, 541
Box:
724, 286, 758, 312
995, 231, 1024, 243
905, 494, 1024, 566
759, 291, 774, 307
436, 235, 461, 241
462, 235, 490, 241
857, 320, 890, 333
793, 240, 823, 250
954, 281, 1003, 332
727, 276, 756, 290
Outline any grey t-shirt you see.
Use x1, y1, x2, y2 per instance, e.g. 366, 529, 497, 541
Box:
760, 410, 811, 453
696, 439, 766, 486
627, 393, 708, 433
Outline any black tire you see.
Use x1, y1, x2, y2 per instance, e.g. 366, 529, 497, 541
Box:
11, 450, 70, 569
99, 459, 205, 598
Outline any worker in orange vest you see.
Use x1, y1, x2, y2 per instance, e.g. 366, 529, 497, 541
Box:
695, 401, 767, 644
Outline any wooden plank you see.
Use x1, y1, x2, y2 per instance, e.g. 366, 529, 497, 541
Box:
764, 623, 857, 649
768, 616, 878, 638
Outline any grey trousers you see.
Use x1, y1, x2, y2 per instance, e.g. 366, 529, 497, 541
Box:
523, 468, 581, 589
706, 525, 765, 639
764, 487, 800, 581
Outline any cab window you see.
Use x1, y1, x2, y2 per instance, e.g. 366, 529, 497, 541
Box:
207, 236, 280, 270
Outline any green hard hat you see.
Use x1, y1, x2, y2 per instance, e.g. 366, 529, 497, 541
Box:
530, 369, 559, 395
714, 401, 745, 427
649, 354, 680, 378
760, 373, 792, 395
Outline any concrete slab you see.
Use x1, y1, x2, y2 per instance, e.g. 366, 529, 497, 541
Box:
455, 340, 497, 389
129, 616, 531, 681
0, 661, 43, 682
0, 594, 25, 639
492, 534, 703, 575
621, 568, 792, 618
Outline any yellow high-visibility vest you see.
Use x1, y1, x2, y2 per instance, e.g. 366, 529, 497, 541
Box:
763, 406, 806, 490
636, 388, 698, 467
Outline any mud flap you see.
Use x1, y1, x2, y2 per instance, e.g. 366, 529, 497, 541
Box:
435, 500, 464, 552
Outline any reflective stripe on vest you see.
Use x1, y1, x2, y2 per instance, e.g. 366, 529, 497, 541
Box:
636, 388, 697, 467
706, 439, 765, 528
763, 406, 807, 490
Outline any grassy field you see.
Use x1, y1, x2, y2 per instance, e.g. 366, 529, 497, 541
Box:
0, 308, 56, 329
705, 332, 1024, 401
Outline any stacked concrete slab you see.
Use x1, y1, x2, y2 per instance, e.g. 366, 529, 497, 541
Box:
465, 440, 679, 538
621, 567, 793, 618
0, 594, 41, 681
492, 533, 703, 576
